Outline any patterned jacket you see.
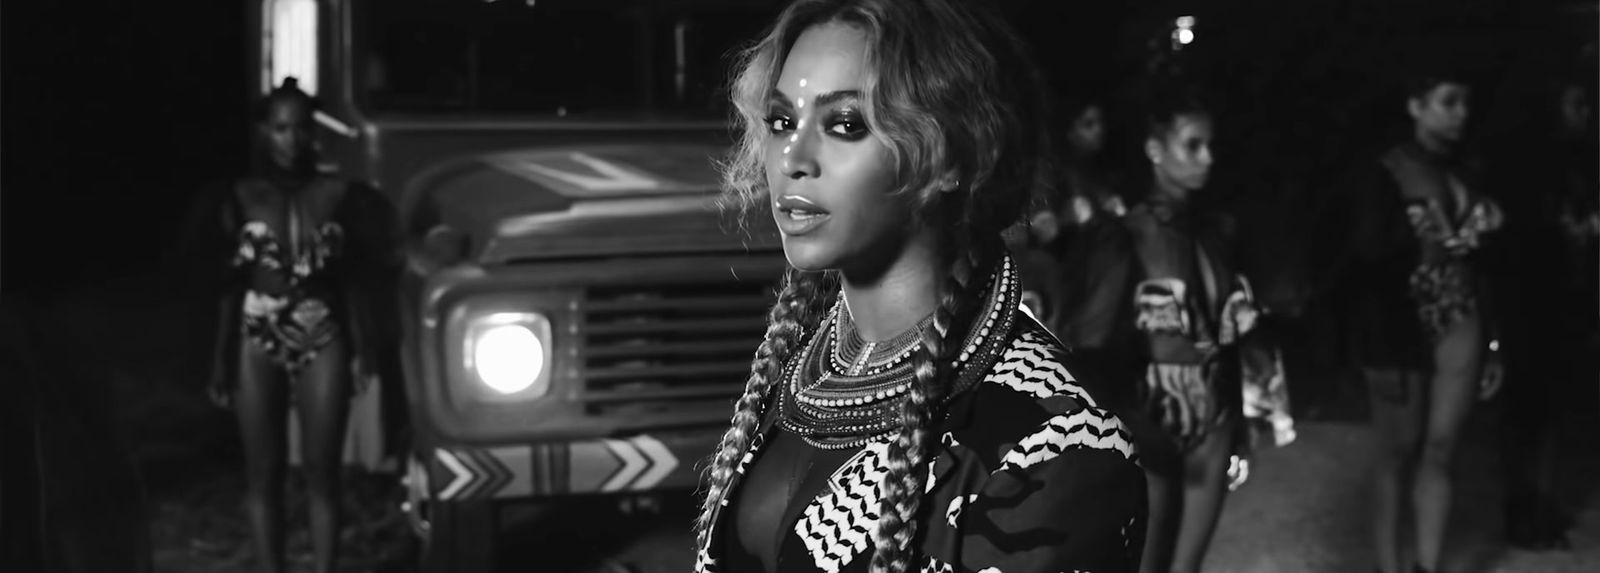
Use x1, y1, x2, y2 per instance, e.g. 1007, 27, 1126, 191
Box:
695, 317, 1147, 573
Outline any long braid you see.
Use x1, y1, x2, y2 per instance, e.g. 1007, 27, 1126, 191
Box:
695, 268, 835, 546
870, 228, 986, 573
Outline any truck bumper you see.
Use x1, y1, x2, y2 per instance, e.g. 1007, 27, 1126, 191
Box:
410, 428, 720, 503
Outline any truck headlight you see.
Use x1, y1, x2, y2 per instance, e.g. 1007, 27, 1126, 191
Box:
463, 312, 553, 398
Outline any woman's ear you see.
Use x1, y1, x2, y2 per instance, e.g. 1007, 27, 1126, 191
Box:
911, 166, 961, 211
937, 167, 961, 193
1145, 138, 1164, 165
911, 168, 960, 215
1406, 96, 1425, 122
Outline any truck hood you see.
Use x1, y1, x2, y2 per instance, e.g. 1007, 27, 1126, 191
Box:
411, 143, 780, 263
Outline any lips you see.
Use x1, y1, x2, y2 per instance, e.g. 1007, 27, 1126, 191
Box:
773, 194, 831, 236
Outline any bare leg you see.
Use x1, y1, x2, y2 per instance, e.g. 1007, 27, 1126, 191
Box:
1122, 409, 1181, 573
1366, 368, 1425, 573
1414, 315, 1484, 571
1141, 465, 1181, 573
235, 341, 290, 573
1168, 418, 1236, 573
296, 339, 352, 573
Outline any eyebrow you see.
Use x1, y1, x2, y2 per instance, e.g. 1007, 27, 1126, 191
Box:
769, 89, 863, 110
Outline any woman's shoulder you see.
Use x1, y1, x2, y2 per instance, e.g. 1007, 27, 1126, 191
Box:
184, 178, 249, 228
1121, 202, 1167, 235
981, 318, 1099, 406
325, 178, 390, 212
944, 317, 1138, 466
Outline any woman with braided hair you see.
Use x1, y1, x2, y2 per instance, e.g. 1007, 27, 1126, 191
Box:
693, 1, 1147, 572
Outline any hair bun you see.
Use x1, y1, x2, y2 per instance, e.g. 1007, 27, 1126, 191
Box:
282, 77, 300, 89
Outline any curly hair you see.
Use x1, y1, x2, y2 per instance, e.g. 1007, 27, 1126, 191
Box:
699, 1, 1052, 571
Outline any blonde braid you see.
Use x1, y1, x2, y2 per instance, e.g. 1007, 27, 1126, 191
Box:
695, 268, 834, 547
870, 240, 983, 573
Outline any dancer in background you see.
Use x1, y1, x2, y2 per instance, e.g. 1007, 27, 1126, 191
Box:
1064, 88, 1294, 573
184, 78, 396, 573
1019, 94, 1130, 336
1343, 72, 1504, 573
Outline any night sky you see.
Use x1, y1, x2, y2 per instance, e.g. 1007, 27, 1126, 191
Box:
2, 0, 1591, 298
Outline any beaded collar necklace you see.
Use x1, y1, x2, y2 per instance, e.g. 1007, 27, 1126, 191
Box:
828, 292, 935, 378
776, 255, 1020, 450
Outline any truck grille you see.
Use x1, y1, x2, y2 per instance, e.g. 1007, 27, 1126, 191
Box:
581, 279, 777, 406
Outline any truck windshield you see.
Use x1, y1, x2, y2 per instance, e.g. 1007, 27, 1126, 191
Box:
356, 0, 780, 117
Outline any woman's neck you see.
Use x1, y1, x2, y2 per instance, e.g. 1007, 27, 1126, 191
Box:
1065, 147, 1095, 167
1413, 127, 1455, 157
1148, 177, 1191, 210
839, 230, 943, 342
263, 169, 313, 189
252, 153, 316, 189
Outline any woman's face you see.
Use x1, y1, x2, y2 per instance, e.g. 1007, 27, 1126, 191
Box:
259, 98, 314, 171
764, 22, 919, 274
1147, 113, 1214, 193
1409, 82, 1471, 143
1066, 105, 1105, 156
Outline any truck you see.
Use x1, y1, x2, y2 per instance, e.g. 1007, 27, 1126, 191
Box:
247, 0, 787, 569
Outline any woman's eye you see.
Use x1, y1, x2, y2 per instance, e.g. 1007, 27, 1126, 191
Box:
765, 114, 793, 133
827, 115, 869, 139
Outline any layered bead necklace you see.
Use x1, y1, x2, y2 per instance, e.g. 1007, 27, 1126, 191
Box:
777, 255, 1020, 450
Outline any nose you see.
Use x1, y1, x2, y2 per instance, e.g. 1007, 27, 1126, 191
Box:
1197, 145, 1214, 168
780, 123, 819, 179
274, 126, 300, 148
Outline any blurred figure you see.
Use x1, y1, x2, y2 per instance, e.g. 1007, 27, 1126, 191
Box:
180, 78, 395, 573
1487, 70, 1597, 551
1342, 73, 1504, 573
1064, 89, 1294, 573
1030, 95, 1127, 250
1016, 95, 1127, 338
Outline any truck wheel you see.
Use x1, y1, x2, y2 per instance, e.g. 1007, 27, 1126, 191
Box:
422, 500, 497, 573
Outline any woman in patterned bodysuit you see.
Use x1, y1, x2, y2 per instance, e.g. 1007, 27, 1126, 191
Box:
694, 2, 1146, 572
187, 79, 393, 573
1342, 75, 1504, 573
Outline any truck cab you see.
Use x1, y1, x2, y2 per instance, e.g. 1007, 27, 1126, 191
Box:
248, 1, 786, 569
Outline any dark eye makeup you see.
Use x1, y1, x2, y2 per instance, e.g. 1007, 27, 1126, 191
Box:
764, 91, 871, 141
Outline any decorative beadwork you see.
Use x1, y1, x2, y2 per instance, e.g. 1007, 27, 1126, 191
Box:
778, 255, 1022, 450
828, 294, 931, 377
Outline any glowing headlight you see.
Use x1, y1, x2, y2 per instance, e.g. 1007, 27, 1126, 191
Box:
463, 312, 552, 397
473, 324, 544, 394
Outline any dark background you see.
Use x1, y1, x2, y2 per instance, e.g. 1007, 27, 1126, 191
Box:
2, 0, 1593, 295
0, 1, 1593, 571
3, 1, 250, 297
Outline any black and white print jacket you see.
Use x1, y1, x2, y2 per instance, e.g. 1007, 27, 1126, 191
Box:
696, 317, 1147, 573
